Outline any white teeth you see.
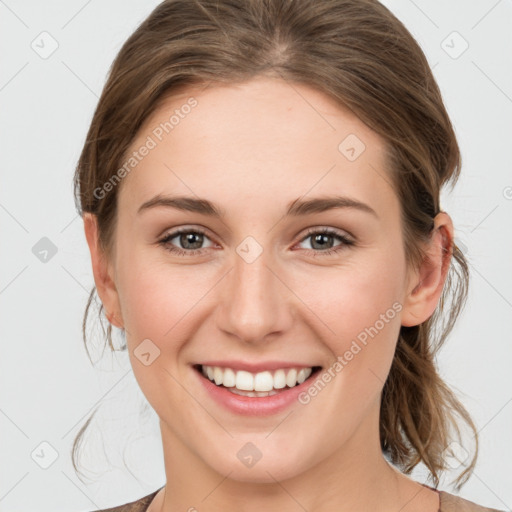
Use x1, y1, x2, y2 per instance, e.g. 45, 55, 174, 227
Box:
273, 369, 286, 389
223, 368, 236, 387
228, 388, 279, 397
254, 371, 274, 391
297, 368, 308, 384
286, 368, 297, 387
235, 370, 254, 391
213, 367, 223, 385
200, 365, 314, 391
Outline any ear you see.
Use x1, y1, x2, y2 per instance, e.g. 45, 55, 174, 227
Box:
400, 212, 454, 327
83, 213, 124, 329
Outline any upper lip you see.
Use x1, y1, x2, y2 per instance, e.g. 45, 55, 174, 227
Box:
194, 360, 322, 373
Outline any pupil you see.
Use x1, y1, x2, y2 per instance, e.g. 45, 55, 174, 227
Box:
312, 233, 332, 250
181, 232, 203, 249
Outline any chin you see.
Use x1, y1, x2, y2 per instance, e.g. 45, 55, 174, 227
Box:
199, 440, 313, 484
219, 460, 307, 484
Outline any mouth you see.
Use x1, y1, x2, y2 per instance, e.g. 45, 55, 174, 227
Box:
193, 364, 323, 398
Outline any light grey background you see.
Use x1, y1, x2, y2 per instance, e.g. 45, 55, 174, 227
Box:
1, 1, 511, 511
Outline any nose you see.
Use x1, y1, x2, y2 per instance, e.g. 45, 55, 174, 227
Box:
215, 243, 293, 345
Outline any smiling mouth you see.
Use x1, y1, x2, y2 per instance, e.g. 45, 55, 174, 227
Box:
193, 364, 322, 397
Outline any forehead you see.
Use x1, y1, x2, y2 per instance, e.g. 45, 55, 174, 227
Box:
118, 77, 396, 221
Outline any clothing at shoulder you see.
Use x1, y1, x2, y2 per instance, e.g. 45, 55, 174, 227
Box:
439, 490, 507, 512
91, 488, 162, 512
91, 487, 507, 512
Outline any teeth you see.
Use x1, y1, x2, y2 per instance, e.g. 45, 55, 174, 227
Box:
229, 388, 279, 397
297, 368, 308, 384
286, 368, 297, 387
236, 370, 254, 391
223, 368, 236, 387
273, 369, 286, 389
200, 365, 314, 391
254, 371, 273, 391
213, 367, 223, 385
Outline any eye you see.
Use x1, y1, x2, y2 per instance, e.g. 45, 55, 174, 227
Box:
157, 228, 215, 256
157, 226, 355, 258
296, 228, 354, 256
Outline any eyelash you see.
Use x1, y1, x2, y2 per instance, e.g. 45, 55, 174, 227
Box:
157, 227, 354, 257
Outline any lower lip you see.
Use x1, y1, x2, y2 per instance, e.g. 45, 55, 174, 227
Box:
193, 365, 321, 417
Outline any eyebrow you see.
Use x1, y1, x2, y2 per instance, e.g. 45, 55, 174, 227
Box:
137, 194, 378, 218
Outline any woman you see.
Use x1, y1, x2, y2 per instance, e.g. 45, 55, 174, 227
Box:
72, 1, 505, 511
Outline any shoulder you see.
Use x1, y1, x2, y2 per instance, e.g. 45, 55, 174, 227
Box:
439, 490, 507, 512
90, 489, 161, 512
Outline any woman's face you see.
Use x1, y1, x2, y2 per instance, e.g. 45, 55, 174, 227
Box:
88, 76, 443, 483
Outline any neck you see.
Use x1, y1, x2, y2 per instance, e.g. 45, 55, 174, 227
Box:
152, 406, 435, 512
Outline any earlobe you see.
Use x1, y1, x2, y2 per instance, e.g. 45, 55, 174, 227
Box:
83, 213, 124, 329
400, 212, 454, 327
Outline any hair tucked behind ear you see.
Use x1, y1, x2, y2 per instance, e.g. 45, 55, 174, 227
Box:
72, 0, 478, 490
380, 246, 475, 489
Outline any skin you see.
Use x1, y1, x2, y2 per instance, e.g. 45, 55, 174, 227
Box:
84, 76, 453, 512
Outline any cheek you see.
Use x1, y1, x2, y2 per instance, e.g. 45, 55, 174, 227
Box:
115, 251, 212, 408
115, 246, 217, 343
291, 257, 403, 381
297, 261, 402, 338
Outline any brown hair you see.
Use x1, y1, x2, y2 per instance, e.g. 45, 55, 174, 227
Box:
72, 0, 478, 490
